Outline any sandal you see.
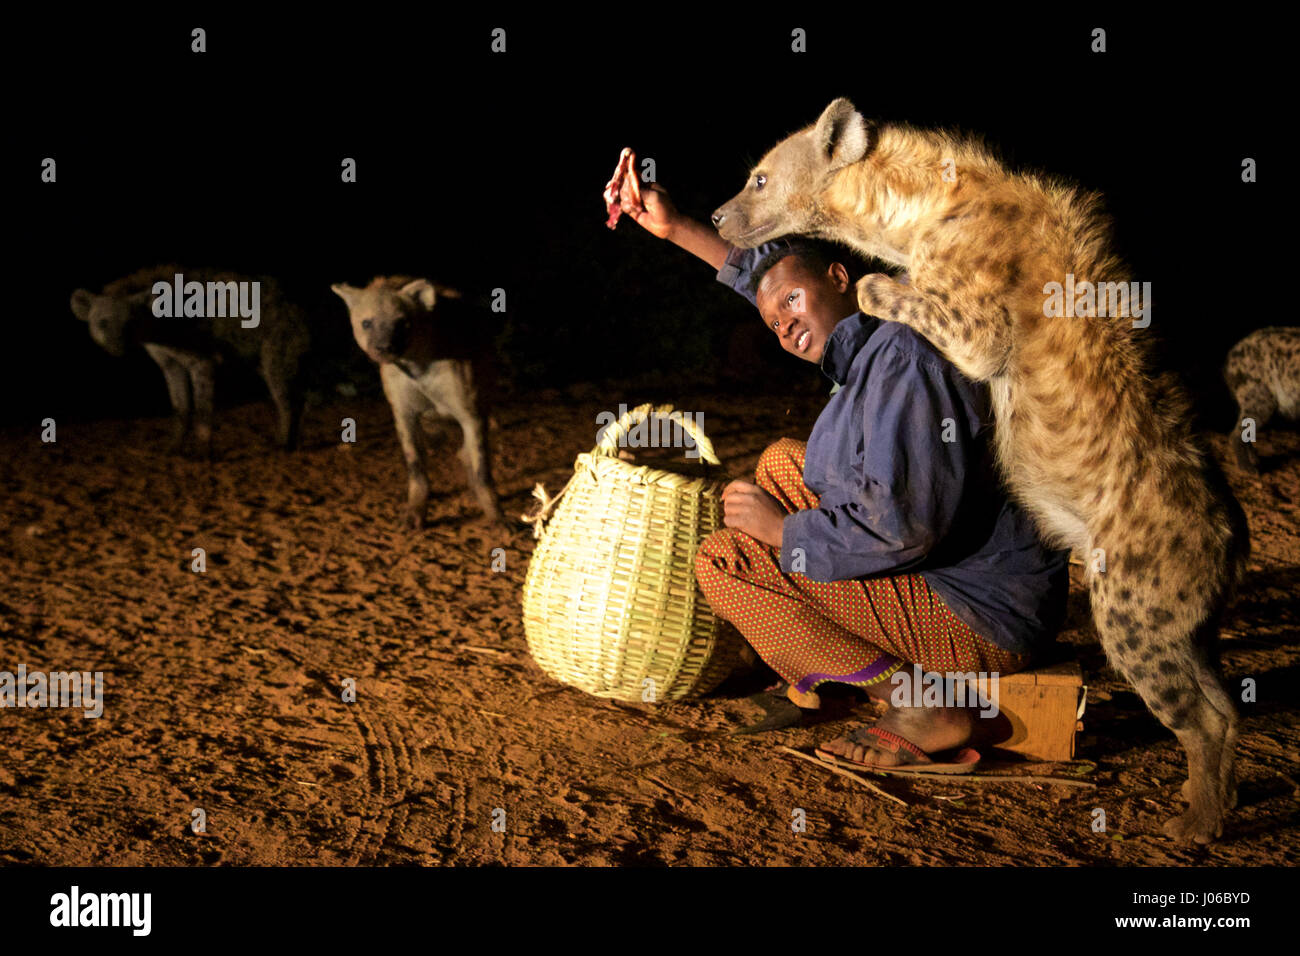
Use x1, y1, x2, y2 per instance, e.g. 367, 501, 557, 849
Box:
814, 724, 981, 775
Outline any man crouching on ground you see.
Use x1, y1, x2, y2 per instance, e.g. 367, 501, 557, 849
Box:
607, 152, 1069, 772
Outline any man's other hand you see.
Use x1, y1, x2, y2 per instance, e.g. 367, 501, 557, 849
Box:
721, 480, 785, 549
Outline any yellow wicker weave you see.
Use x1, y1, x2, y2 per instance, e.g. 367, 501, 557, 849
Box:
521, 403, 742, 702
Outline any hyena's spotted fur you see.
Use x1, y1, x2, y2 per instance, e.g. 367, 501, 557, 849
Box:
71, 265, 309, 456
714, 99, 1251, 844
1224, 326, 1300, 471
331, 276, 502, 527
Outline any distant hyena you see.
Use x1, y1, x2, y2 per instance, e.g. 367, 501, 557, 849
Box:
71, 265, 309, 456
1224, 326, 1300, 471
713, 99, 1251, 844
331, 276, 502, 527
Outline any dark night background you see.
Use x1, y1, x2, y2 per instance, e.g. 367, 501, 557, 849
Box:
7, 10, 1275, 430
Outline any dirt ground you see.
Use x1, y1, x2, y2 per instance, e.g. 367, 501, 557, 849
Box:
1, 387, 1297, 866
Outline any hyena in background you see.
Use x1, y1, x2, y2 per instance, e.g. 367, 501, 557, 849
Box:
1224, 326, 1300, 472
713, 98, 1251, 843
331, 276, 503, 527
71, 265, 310, 456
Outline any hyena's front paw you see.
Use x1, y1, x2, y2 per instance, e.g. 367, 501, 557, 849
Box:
192, 425, 214, 462
855, 273, 902, 319
404, 503, 428, 531
472, 487, 506, 526
166, 420, 191, 455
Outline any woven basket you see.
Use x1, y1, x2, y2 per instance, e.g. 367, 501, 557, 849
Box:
521, 403, 742, 702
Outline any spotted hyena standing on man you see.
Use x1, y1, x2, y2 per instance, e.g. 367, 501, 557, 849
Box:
332, 276, 502, 526
713, 99, 1250, 843
71, 265, 310, 456
1224, 326, 1300, 472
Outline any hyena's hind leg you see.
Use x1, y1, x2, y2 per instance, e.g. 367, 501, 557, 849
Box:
448, 397, 502, 524
261, 344, 305, 450
188, 358, 218, 460
1226, 380, 1277, 472
1163, 651, 1239, 842
426, 363, 502, 524
855, 273, 1012, 381
1180, 653, 1239, 812
1091, 573, 1237, 843
143, 344, 193, 453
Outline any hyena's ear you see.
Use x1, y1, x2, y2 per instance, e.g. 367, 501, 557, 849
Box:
70, 288, 95, 321
126, 289, 153, 310
330, 283, 359, 307
399, 278, 438, 311
813, 98, 870, 170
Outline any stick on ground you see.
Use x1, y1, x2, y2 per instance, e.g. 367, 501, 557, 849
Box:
777, 746, 910, 807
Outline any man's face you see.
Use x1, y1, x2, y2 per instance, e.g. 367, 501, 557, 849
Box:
755, 255, 858, 364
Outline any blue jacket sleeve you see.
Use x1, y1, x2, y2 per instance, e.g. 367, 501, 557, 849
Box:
715, 245, 761, 308
779, 345, 976, 581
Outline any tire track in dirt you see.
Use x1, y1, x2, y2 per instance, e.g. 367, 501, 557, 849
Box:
339, 705, 432, 864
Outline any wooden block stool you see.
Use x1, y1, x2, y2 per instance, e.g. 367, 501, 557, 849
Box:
986, 659, 1086, 762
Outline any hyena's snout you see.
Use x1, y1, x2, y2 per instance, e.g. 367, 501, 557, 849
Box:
710, 203, 740, 240
710, 195, 768, 248
364, 316, 412, 359
93, 325, 129, 357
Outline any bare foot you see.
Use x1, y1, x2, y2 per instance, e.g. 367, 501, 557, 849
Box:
818, 701, 974, 767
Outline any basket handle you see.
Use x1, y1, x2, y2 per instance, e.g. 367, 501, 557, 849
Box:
519, 402, 721, 539
593, 403, 720, 465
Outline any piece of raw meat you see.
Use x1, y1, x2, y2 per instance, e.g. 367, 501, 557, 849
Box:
602, 147, 643, 228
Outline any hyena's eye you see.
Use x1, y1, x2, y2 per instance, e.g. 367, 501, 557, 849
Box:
361, 319, 373, 330
754, 174, 767, 191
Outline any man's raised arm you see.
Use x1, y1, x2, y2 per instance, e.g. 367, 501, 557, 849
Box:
606, 147, 731, 271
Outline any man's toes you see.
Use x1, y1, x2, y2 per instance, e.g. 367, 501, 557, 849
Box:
825, 737, 866, 762
847, 740, 893, 766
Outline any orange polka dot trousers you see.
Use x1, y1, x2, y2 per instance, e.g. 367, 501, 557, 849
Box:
695, 438, 1029, 694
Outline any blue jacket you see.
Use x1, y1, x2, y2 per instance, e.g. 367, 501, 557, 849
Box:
718, 245, 1069, 656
